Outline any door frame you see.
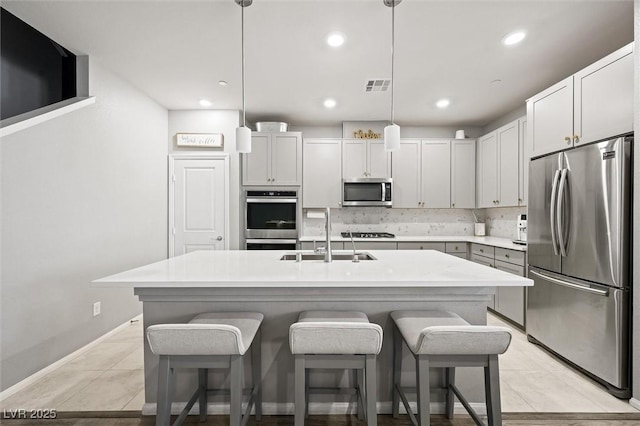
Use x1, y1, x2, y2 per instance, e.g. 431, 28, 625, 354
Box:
168, 154, 230, 257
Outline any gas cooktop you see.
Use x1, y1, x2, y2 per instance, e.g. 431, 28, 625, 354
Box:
341, 232, 396, 239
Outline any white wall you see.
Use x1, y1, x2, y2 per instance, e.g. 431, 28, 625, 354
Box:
0, 58, 168, 391
167, 110, 242, 249
482, 105, 527, 135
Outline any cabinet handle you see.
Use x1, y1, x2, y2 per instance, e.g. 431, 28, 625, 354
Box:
565, 136, 571, 145
455, 246, 459, 250
480, 249, 484, 253
573, 134, 580, 144
505, 254, 510, 258
452, 203, 455, 207
419, 246, 423, 250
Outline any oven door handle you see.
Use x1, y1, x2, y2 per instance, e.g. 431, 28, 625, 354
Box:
246, 198, 298, 203
246, 239, 298, 244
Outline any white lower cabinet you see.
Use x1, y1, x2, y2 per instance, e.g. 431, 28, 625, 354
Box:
300, 241, 345, 250
470, 243, 526, 327
354, 241, 398, 250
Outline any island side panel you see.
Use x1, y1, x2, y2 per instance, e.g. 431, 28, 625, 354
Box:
138, 286, 493, 414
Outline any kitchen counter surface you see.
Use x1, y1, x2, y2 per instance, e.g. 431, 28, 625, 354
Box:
298, 234, 528, 251
93, 249, 532, 288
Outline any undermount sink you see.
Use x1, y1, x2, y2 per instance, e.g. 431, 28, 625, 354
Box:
280, 251, 377, 261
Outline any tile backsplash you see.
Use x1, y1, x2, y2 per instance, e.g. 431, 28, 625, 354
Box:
302, 206, 527, 240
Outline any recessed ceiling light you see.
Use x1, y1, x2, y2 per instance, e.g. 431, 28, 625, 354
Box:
436, 99, 450, 109
199, 99, 213, 107
323, 98, 337, 109
502, 31, 526, 46
326, 32, 346, 47
218, 80, 228, 86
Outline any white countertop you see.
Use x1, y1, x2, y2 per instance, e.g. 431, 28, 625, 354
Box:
93, 250, 532, 288
298, 235, 527, 251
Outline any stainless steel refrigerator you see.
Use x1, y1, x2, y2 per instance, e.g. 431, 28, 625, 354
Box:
527, 134, 632, 398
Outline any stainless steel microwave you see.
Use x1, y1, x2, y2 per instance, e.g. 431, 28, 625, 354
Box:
342, 178, 392, 207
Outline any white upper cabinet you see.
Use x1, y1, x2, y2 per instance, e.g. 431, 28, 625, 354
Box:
518, 117, 529, 206
342, 139, 391, 179
451, 139, 476, 209
527, 42, 633, 159
242, 132, 302, 185
574, 43, 634, 145
391, 140, 422, 208
477, 119, 520, 208
302, 138, 342, 208
392, 139, 459, 208
421, 140, 451, 208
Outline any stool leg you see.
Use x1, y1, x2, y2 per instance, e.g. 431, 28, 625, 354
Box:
484, 355, 502, 426
156, 355, 174, 426
392, 322, 402, 418
252, 329, 262, 420
416, 355, 430, 426
198, 368, 208, 422
356, 368, 365, 420
445, 367, 455, 419
295, 355, 306, 426
365, 355, 377, 426
230, 355, 243, 426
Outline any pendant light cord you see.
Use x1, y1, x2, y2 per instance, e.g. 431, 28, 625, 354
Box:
390, 1, 395, 125
241, 1, 246, 127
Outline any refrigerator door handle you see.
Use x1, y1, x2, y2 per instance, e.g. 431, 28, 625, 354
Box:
530, 270, 609, 297
550, 169, 561, 255
556, 168, 569, 257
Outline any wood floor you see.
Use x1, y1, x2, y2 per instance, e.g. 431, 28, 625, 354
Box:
3, 413, 640, 425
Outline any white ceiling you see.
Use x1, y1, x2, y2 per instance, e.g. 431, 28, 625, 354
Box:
3, 0, 634, 127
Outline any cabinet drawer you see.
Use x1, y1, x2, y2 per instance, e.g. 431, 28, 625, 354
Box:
445, 242, 467, 253
470, 253, 495, 268
495, 248, 525, 266
355, 241, 397, 250
397, 242, 445, 251
495, 259, 525, 276
471, 244, 494, 258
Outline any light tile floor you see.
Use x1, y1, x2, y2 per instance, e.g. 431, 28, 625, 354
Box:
0, 314, 637, 413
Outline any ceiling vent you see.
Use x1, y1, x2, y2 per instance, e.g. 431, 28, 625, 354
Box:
365, 79, 390, 92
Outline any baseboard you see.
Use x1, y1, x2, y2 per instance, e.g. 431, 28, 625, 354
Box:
141, 401, 487, 417
0, 314, 142, 401
630, 398, 640, 410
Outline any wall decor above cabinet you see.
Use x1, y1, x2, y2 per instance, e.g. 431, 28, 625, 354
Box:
242, 131, 302, 186
527, 42, 633, 159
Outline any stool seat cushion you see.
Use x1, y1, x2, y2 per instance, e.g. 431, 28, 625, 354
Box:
147, 312, 263, 356
391, 310, 511, 355
290, 311, 382, 355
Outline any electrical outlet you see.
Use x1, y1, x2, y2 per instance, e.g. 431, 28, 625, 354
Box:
93, 301, 101, 317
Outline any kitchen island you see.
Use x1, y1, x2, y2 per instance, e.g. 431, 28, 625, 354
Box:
94, 249, 532, 416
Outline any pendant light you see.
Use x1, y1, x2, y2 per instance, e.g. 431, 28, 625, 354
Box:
235, 0, 252, 153
383, 0, 401, 151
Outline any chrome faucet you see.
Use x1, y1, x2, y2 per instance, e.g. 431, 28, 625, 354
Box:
348, 230, 359, 263
324, 207, 332, 262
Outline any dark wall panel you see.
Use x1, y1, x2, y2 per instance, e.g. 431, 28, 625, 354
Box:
1, 8, 76, 120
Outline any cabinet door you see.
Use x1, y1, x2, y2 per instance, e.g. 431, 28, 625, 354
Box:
527, 76, 574, 158
368, 140, 391, 178
518, 118, 528, 206
477, 132, 498, 208
302, 139, 342, 208
574, 43, 634, 145
354, 241, 398, 250
272, 134, 301, 185
397, 242, 445, 251
242, 133, 270, 185
497, 121, 519, 207
421, 140, 451, 208
392, 140, 421, 208
342, 139, 367, 178
451, 139, 476, 208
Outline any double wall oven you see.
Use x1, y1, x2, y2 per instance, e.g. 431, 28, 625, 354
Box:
244, 190, 298, 250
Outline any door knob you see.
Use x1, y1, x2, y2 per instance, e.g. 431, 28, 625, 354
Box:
573, 134, 580, 144
216, 236, 223, 241
565, 136, 571, 145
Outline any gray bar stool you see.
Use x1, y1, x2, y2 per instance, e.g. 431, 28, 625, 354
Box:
146, 312, 263, 426
289, 310, 383, 426
390, 310, 511, 426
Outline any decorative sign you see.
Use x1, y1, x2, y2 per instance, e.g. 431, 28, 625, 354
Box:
176, 133, 223, 148
353, 129, 382, 139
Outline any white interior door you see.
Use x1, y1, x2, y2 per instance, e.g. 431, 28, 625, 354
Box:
170, 155, 229, 256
